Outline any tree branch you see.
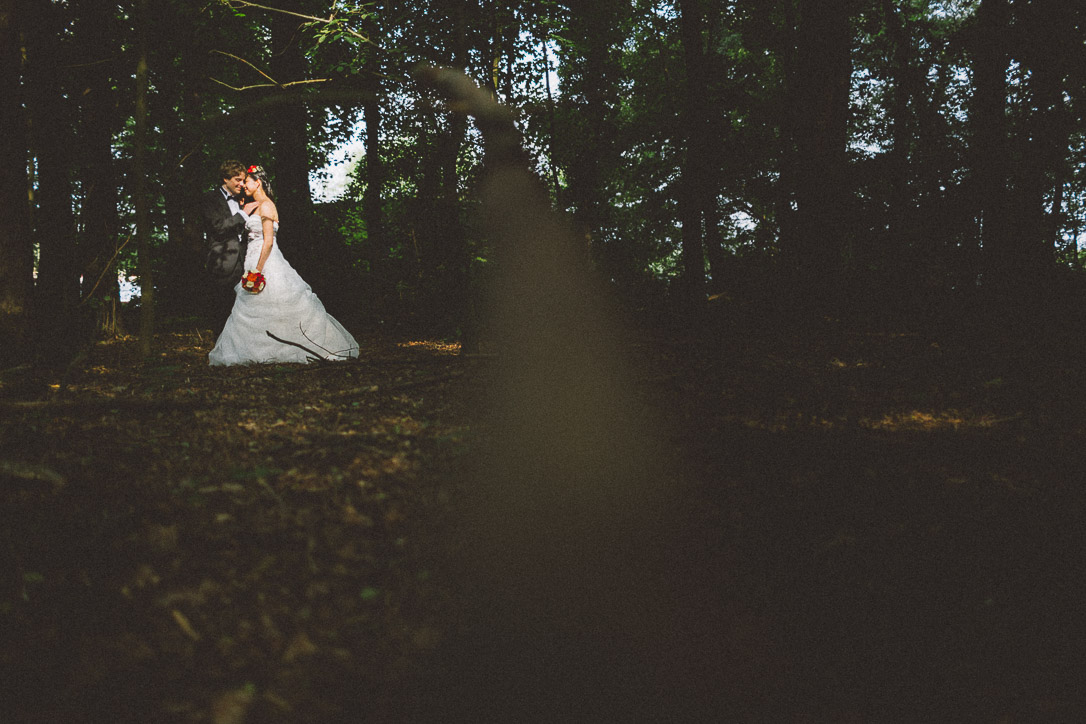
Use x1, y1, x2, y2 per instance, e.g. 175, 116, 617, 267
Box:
211, 49, 281, 86
209, 49, 334, 91
297, 324, 358, 361
218, 0, 372, 44
174, 87, 377, 168
209, 76, 332, 92
80, 234, 133, 306
265, 330, 332, 364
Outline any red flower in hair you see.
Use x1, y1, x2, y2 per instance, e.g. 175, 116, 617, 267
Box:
247, 165, 259, 174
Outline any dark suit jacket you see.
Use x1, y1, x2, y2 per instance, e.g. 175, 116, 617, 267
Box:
201, 187, 249, 286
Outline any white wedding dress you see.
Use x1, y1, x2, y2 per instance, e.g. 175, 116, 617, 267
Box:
209, 215, 359, 365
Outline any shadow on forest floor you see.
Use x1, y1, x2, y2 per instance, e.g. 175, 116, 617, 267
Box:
1, 316, 1085, 722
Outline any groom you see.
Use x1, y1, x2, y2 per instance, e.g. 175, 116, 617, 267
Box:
200, 159, 250, 335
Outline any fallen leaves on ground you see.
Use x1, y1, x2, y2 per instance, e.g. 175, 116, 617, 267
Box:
1, 319, 1084, 721
0, 330, 471, 723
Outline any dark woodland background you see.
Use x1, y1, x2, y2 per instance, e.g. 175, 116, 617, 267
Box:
2, 0, 1085, 361
6, 3, 1086, 721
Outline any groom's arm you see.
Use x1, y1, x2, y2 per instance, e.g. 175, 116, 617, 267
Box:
200, 191, 246, 242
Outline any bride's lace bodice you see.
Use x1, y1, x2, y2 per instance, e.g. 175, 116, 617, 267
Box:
245, 214, 278, 244
243, 214, 279, 271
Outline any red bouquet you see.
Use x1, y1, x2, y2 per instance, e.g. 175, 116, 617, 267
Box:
241, 270, 266, 293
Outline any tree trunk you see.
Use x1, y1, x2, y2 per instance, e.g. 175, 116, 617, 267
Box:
491, 2, 517, 100
789, 0, 853, 309
178, 3, 210, 319
134, 0, 154, 356
684, 0, 728, 297
361, 6, 384, 280
677, 0, 708, 316
916, 42, 966, 289
75, 1, 123, 336
1016, 54, 1059, 276
542, 40, 561, 201
558, 2, 627, 279
1050, 180, 1067, 260
270, 2, 314, 259
1070, 209, 1082, 270
157, 8, 186, 321
775, 0, 801, 280
416, 0, 469, 332
25, 0, 79, 341
971, 0, 1011, 288
1016, 0, 1071, 273
882, 0, 911, 264
0, 0, 32, 359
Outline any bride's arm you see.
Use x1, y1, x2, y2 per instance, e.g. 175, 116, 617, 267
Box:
255, 202, 277, 272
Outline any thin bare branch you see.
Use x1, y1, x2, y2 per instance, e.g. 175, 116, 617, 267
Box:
211, 49, 280, 86
210, 77, 332, 92
298, 323, 358, 361
265, 330, 331, 364
60, 57, 118, 70
177, 142, 204, 169
265, 323, 357, 364
80, 234, 134, 306
219, 0, 371, 44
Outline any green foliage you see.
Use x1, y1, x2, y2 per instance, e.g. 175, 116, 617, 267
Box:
13, 0, 1086, 340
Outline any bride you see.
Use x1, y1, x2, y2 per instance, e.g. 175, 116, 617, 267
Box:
209, 165, 359, 366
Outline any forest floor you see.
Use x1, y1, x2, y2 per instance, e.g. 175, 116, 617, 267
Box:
1, 314, 1086, 723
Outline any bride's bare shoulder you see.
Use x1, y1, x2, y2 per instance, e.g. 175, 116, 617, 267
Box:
259, 200, 279, 222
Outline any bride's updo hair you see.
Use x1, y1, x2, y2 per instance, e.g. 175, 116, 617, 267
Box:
246, 164, 274, 200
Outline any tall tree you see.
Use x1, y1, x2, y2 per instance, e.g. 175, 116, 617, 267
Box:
134, 0, 154, 356
72, 0, 124, 335
555, 2, 630, 282
1012, 0, 1075, 275
155, 1, 194, 319
415, 0, 472, 331
676, 0, 710, 314
360, 3, 385, 279
908, 9, 973, 294
269, 0, 316, 258
880, 0, 915, 270
969, 0, 1011, 289
787, 0, 855, 307
24, 0, 79, 345
0, 0, 32, 358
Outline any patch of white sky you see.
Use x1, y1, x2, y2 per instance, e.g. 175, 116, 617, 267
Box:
930, 0, 979, 21
311, 136, 366, 202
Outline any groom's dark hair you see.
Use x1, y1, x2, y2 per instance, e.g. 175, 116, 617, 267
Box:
219, 159, 246, 180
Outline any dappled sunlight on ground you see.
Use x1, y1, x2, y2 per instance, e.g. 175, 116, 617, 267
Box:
727, 409, 1018, 433
863, 409, 1021, 431
396, 340, 461, 355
